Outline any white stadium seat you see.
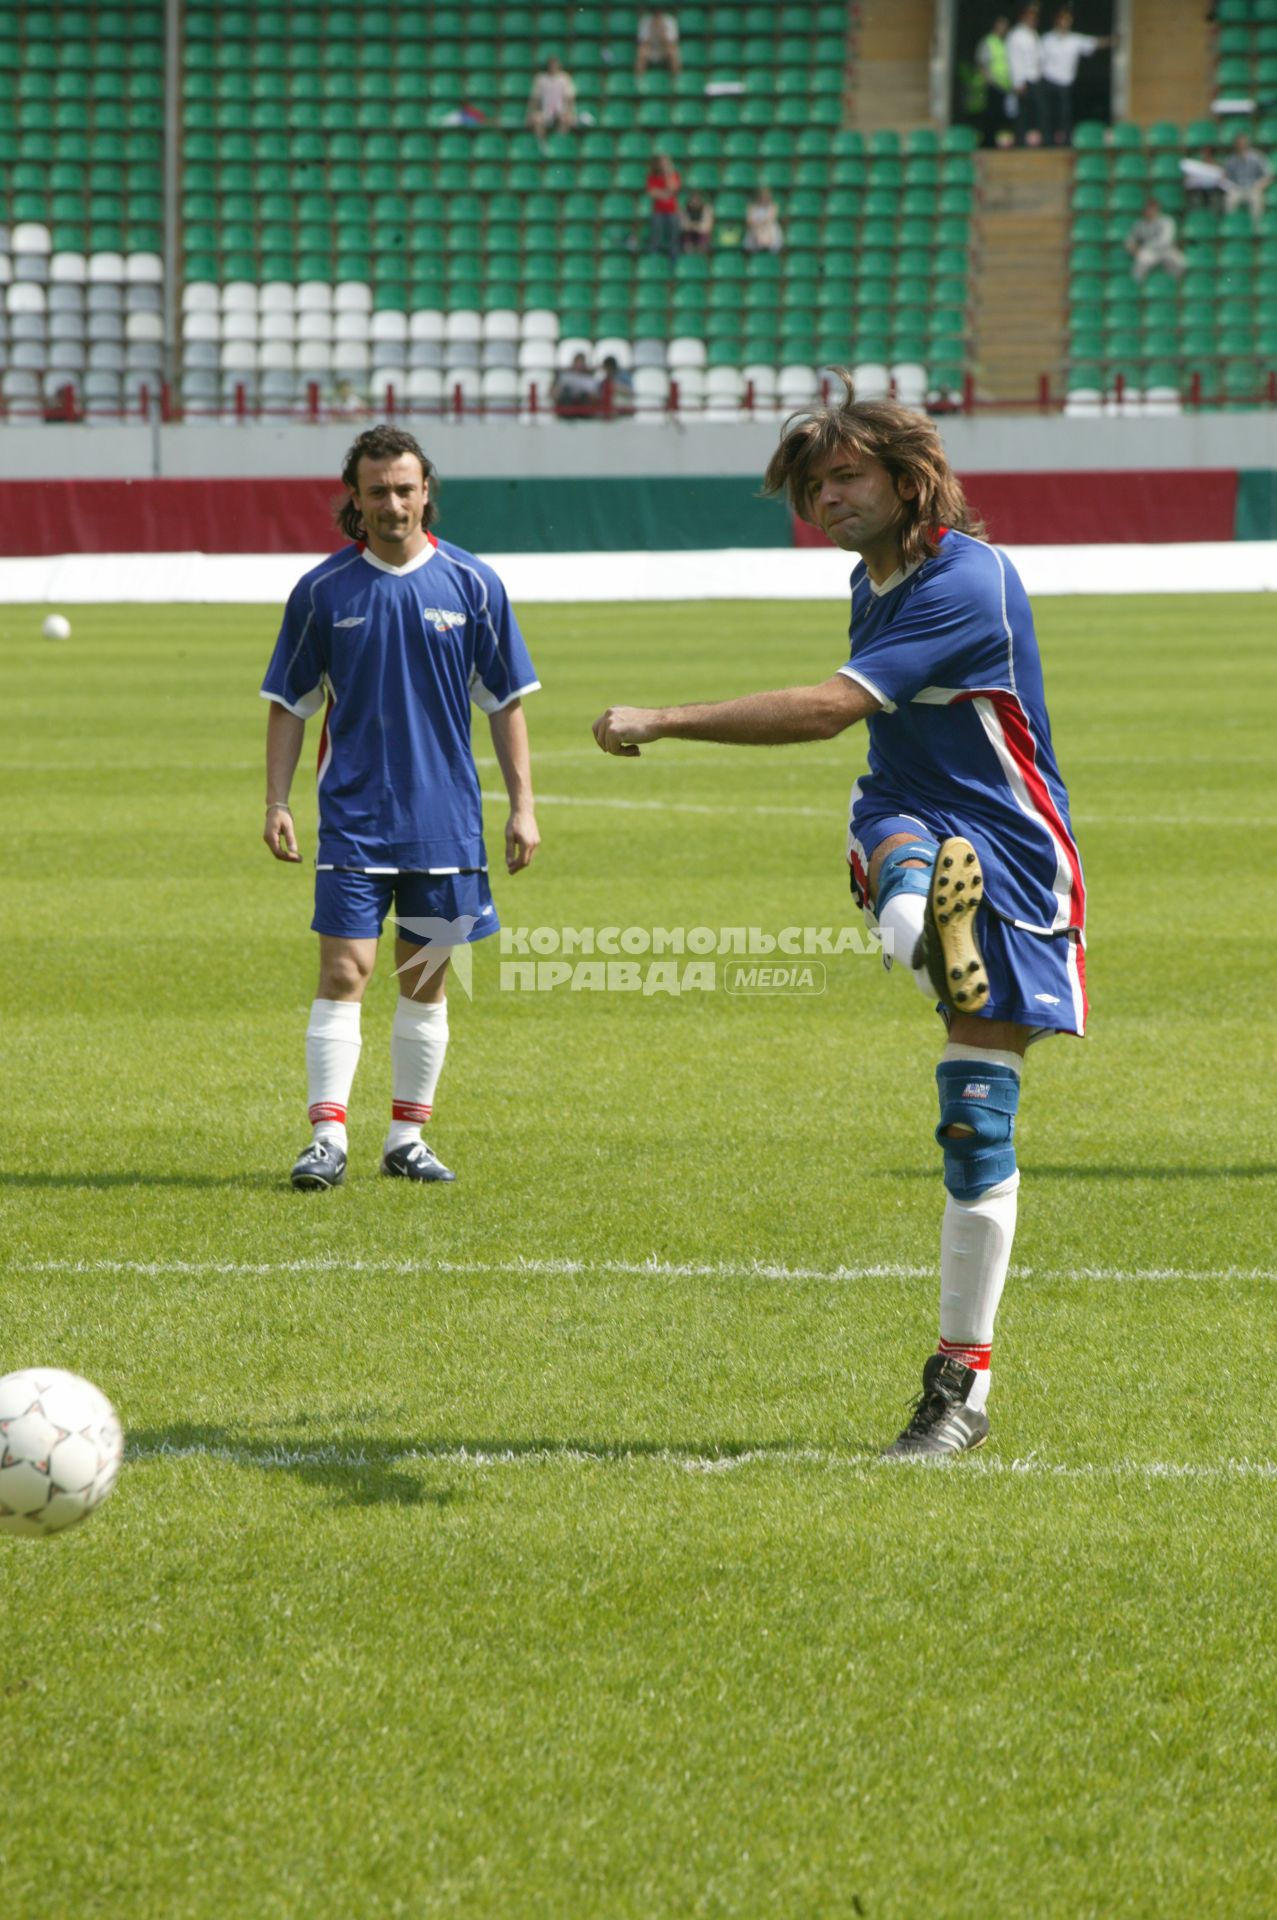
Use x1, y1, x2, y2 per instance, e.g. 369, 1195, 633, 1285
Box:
480, 367, 519, 406
443, 365, 481, 403
370, 309, 408, 345
521, 308, 558, 342
891, 361, 928, 406
7, 282, 46, 314
594, 335, 633, 369
220, 340, 258, 373
126, 253, 163, 284
221, 281, 257, 313
444, 309, 481, 343
481, 309, 520, 342
297, 282, 334, 313
668, 335, 707, 370
260, 283, 295, 314
259, 341, 295, 371
850, 360, 890, 398
259, 311, 297, 343
407, 368, 444, 408
297, 341, 333, 374
670, 365, 705, 406
335, 280, 373, 313
125, 311, 163, 344
409, 308, 445, 342
370, 366, 407, 401
555, 335, 592, 367
12, 222, 51, 255
50, 252, 87, 284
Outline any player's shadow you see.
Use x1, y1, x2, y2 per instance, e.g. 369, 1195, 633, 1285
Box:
885, 1163, 1277, 1182
125, 1423, 795, 1508
0, 1171, 282, 1191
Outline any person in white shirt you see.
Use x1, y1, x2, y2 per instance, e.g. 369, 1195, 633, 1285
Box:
1040, 8, 1114, 146
636, 11, 682, 77
1006, 4, 1046, 146
526, 56, 578, 141
1125, 199, 1185, 283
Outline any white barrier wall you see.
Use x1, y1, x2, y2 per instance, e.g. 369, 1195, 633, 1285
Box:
2, 542, 1275, 604
3, 412, 1276, 481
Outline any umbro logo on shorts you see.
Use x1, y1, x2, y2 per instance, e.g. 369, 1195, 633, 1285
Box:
333, 616, 366, 628
1034, 992, 1061, 1005
421, 606, 467, 633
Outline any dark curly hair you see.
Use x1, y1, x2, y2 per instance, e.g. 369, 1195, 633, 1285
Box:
337, 425, 439, 541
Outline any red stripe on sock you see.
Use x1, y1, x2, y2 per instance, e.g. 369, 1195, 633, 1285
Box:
939, 1338, 992, 1370
392, 1101, 432, 1123
308, 1102, 346, 1124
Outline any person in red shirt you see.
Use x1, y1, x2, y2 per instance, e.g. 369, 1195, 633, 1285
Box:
645, 151, 681, 262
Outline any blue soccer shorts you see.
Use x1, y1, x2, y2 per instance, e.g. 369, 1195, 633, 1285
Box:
850, 817, 1087, 1036
312, 868, 499, 947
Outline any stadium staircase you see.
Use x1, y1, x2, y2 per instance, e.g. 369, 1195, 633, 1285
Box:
1127, 0, 1212, 127
848, 0, 932, 135
970, 151, 1071, 405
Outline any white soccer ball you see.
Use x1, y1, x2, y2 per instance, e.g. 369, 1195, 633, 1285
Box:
0, 1368, 124, 1538
42, 613, 72, 641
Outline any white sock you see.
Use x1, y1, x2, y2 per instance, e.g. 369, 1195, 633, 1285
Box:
939, 1173, 1019, 1412
937, 1044, 1023, 1412
877, 891, 935, 997
385, 997, 449, 1154
306, 998, 362, 1151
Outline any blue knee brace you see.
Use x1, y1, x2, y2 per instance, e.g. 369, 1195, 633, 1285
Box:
874, 839, 938, 914
935, 1060, 1020, 1200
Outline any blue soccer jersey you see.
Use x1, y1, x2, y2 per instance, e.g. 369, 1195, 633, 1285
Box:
838, 530, 1085, 939
260, 536, 539, 872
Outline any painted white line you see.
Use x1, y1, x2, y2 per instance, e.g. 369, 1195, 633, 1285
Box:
482, 789, 828, 819
480, 791, 1274, 830
16, 1256, 1277, 1283
124, 1438, 1277, 1483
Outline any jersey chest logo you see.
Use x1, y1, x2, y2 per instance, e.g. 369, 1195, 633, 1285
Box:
420, 605, 467, 634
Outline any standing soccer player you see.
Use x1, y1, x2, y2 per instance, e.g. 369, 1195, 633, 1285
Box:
261, 425, 540, 1191
592, 386, 1086, 1460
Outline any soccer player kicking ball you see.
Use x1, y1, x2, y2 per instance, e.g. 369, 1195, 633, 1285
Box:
261, 426, 540, 1191
593, 386, 1086, 1460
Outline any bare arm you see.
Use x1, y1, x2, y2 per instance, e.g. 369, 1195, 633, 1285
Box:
263, 699, 305, 862
592, 673, 879, 757
487, 698, 540, 872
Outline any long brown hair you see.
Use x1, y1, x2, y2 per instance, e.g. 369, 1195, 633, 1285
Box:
336, 425, 439, 542
761, 372, 984, 569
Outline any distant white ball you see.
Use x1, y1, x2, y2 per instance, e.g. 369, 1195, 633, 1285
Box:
42, 614, 72, 641
0, 1368, 124, 1538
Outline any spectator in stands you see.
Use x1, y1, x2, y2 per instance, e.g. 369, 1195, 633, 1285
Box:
975, 15, 1016, 149
1222, 132, 1273, 230
526, 56, 579, 143
1181, 143, 1227, 207
595, 356, 636, 418
646, 151, 682, 261
1006, 3, 1046, 147
552, 351, 597, 418
1125, 198, 1186, 283
680, 189, 715, 253
743, 184, 784, 254
636, 10, 682, 77
1040, 8, 1114, 146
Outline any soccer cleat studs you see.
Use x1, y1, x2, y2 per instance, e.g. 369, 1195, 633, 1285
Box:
921, 838, 989, 1013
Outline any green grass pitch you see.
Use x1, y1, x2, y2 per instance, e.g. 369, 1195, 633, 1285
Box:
1, 593, 1275, 1918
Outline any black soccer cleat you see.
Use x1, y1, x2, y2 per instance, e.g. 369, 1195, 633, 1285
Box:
880, 1352, 990, 1462
381, 1140, 456, 1184
290, 1139, 347, 1191
919, 835, 989, 1014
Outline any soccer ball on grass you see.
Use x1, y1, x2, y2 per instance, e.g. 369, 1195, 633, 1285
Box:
0, 1368, 124, 1537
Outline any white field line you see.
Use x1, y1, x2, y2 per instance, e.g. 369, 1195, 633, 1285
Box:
479, 791, 1275, 828
123, 1438, 1277, 1484
482, 788, 828, 819
15, 1256, 1277, 1283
